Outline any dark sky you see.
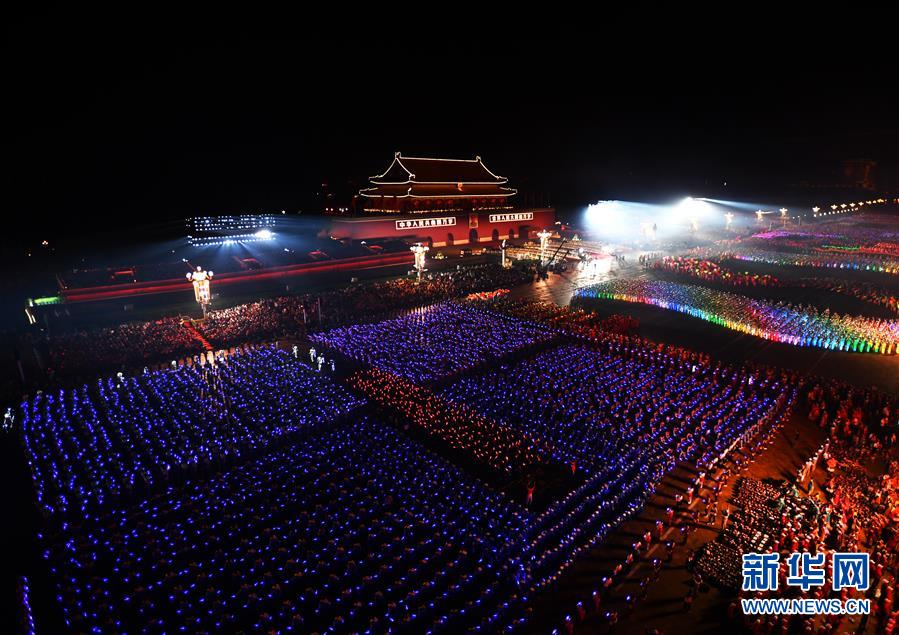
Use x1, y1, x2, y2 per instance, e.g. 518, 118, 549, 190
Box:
4, 7, 898, 246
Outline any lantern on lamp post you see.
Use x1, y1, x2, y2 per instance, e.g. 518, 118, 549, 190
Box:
537, 229, 552, 265
410, 242, 429, 282
187, 266, 214, 317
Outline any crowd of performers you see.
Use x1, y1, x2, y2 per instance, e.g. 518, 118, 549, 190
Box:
545, 383, 790, 634
22, 336, 793, 632
39, 263, 536, 379
311, 302, 556, 383
577, 279, 899, 354
350, 337, 793, 625
199, 296, 311, 347
805, 378, 899, 447
747, 219, 899, 256
549, 376, 899, 635
695, 478, 822, 589
728, 247, 899, 276
17, 295, 805, 633
45, 319, 199, 380
725, 214, 899, 274
712, 453, 899, 633
201, 264, 535, 349
13, 241, 899, 633
439, 343, 790, 480
644, 256, 899, 315
19, 345, 363, 519
44, 419, 538, 633
492, 290, 899, 634
644, 255, 781, 288
352, 368, 546, 474
469, 297, 640, 337
708, 376, 899, 635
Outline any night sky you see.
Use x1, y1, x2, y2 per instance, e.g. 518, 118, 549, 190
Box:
5, 8, 898, 247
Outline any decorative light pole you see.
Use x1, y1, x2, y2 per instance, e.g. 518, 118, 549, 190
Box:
724, 212, 734, 230
537, 229, 552, 265
755, 210, 765, 223
187, 266, 214, 317
779, 208, 788, 227
410, 242, 429, 283
500, 239, 510, 268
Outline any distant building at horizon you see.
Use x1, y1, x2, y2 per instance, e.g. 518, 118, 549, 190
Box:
797, 158, 879, 192
355, 153, 517, 215
841, 158, 877, 191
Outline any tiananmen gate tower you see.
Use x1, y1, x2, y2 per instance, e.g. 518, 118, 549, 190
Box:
329, 153, 555, 247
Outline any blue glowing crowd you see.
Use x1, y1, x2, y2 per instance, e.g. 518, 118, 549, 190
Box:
21, 345, 363, 519
44, 418, 533, 633
311, 302, 556, 383
441, 343, 792, 478
18, 300, 802, 633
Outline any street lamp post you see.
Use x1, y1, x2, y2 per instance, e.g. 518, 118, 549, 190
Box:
537, 229, 552, 266
187, 266, 214, 317
410, 242, 429, 283
500, 239, 510, 268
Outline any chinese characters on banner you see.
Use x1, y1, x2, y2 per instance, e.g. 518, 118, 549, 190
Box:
488, 212, 534, 223
394, 217, 457, 231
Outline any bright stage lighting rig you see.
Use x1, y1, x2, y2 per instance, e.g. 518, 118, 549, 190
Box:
186, 214, 277, 247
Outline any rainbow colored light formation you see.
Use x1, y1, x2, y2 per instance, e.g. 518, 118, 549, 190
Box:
732, 251, 899, 275
576, 280, 899, 355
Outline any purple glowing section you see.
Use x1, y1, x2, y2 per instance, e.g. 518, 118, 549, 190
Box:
310, 302, 555, 382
